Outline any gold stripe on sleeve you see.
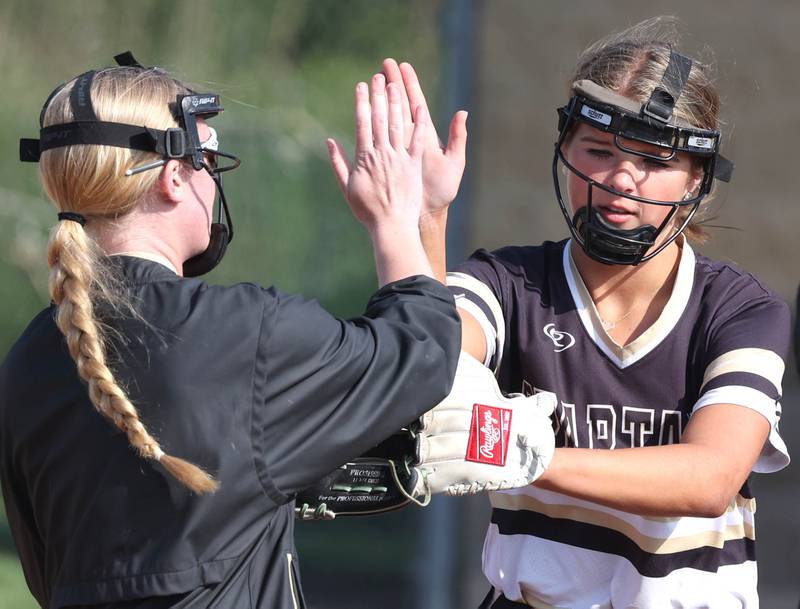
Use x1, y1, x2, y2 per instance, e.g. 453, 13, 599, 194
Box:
490, 492, 755, 554
701, 348, 784, 394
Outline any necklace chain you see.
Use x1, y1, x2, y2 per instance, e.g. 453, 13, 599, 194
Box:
600, 304, 638, 331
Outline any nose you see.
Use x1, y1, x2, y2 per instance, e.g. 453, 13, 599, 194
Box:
606, 158, 643, 194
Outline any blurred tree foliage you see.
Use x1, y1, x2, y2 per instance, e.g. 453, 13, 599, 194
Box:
0, 0, 446, 604
1, 0, 445, 347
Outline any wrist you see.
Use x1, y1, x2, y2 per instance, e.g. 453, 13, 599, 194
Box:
367, 220, 420, 247
368, 221, 434, 286
418, 209, 448, 284
532, 448, 561, 488
419, 208, 449, 231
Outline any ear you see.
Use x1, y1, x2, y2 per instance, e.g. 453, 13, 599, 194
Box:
157, 160, 187, 204
686, 163, 704, 197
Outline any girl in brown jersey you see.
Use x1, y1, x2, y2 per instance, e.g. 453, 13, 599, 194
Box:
387, 16, 790, 609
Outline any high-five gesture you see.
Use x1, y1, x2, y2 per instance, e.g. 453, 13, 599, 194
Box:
328, 74, 435, 286
382, 59, 468, 219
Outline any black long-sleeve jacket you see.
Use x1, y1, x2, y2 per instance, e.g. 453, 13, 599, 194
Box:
0, 257, 461, 609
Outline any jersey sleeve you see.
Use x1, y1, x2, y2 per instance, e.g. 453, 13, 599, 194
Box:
446, 249, 510, 371
255, 275, 460, 498
692, 285, 791, 473
795, 285, 800, 377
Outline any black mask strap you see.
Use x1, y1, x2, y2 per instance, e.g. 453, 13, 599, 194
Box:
38, 83, 66, 128
69, 71, 98, 121
113, 51, 145, 69
643, 50, 693, 123
714, 155, 734, 183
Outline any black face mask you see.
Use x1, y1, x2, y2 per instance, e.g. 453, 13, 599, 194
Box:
20, 51, 242, 277
183, 171, 235, 277
572, 207, 659, 266
183, 224, 230, 277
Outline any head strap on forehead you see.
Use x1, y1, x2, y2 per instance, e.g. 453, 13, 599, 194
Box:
643, 49, 693, 123
572, 80, 648, 117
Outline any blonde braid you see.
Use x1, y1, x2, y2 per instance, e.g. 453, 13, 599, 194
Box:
47, 219, 218, 494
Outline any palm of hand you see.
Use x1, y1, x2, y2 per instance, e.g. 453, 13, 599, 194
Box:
420, 141, 465, 217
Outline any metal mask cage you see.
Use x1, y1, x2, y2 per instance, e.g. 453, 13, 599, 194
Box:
200, 129, 241, 175
550, 72, 733, 265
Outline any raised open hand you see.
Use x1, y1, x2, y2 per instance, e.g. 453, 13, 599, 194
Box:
382, 59, 468, 220
327, 74, 428, 235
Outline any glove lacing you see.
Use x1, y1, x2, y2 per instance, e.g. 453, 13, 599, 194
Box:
445, 477, 530, 496
295, 502, 336, 521
389, 458, 432, 508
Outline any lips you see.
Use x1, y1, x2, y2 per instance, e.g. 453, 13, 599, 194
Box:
594, 203, 638, 225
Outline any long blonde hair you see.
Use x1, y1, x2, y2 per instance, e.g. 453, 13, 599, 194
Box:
40, 67, 218, 494
571, 17, 722, 242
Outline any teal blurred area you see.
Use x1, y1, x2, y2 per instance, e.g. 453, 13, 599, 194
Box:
0, 1, 446, 607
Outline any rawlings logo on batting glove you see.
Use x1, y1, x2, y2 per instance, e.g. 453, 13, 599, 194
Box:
467, 404, 512, 466
409, 352, 556, 500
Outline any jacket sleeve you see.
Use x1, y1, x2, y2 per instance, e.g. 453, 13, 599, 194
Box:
253, 275, 461, 498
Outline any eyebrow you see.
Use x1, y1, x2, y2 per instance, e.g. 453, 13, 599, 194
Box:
579, 135, 613, 146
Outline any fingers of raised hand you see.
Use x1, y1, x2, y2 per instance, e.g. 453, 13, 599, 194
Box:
398, 62, 426, 113
399, 62, 439, 143
326, 138, 350, 196
387, 83, 406, 149
354, 82, 373, 155
383, 58, 412, 128
408, 104, 428, 159
446, 110, 468, 161
370, 73, 389, 148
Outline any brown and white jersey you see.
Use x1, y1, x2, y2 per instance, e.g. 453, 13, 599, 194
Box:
448, 239, 790, 609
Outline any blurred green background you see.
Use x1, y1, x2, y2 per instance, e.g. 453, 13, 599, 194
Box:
1, 1, 448, 607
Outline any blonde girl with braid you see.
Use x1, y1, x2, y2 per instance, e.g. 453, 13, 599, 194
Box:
1, 54, 462, 609
42, 68, 219, 494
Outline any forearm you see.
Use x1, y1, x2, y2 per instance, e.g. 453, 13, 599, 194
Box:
419, 209, 448, 283
370, 222, 434, 286
535, 443, 745, 518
